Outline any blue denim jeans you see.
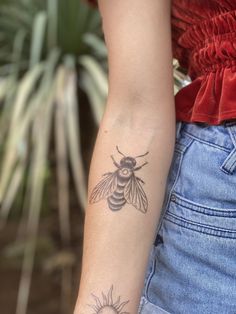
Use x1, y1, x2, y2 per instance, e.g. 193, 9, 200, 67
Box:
138, 120, 236, 314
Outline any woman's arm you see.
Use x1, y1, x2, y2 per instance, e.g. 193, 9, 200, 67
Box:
74, 0, 175, 313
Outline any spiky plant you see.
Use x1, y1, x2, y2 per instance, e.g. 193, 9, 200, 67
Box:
0, 0, 108, 313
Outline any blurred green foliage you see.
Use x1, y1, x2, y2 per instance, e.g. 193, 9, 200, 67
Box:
0, 0, 108, 313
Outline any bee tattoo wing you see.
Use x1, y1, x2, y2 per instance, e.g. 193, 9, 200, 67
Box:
124, 173, 148, 213
89, 170, 118, 203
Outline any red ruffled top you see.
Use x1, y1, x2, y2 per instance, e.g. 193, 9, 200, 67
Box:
86, 0, 236, 125
173, 0, 236, 125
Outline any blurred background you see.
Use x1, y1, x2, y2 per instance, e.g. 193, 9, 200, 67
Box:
0, 0, 190, 313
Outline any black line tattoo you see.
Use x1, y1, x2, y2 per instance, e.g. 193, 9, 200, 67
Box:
87, 285, 130, 314
89, 146, 148, 213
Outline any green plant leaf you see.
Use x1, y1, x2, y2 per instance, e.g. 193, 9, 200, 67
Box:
29, 11, 47, 68
83, 33, 107, 58
79, 54, 108, 96
47, 0, 58, 50
55, 65, 71, 245
80, 70, 105, 125
63, 56, 87, 209
16, 49, 60, 314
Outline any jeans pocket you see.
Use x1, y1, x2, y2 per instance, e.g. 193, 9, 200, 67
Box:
166, 191, 236, 238
144, 194, 236, 313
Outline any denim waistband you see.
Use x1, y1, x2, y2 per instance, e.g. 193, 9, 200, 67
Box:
176, 121, 236, 151
176, 120, 236, 175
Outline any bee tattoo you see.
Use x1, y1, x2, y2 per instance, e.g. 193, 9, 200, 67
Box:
89, 146, 148, 213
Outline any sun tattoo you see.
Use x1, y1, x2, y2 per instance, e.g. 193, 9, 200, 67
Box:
89, 146, 148, 213
87, 285, 130, 314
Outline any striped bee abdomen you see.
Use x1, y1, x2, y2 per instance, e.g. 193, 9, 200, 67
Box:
107, 169, 130, 211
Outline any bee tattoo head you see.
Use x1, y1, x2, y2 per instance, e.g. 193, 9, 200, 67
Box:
120, 156, 136, 168
89, 146, 149, 213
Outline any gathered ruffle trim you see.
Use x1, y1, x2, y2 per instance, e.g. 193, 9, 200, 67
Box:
173, 9, 236, 79
179, 10, 236, 49
175, 67, 236, 125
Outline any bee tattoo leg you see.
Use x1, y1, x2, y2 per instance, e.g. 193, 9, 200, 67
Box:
110, 155, 120, 168
134, 161, 148, 171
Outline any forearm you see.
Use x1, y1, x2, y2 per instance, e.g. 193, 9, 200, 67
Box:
74, 100, 176, 313
75, 0, 174, 312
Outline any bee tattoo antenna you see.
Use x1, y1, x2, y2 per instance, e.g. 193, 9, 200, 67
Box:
116, 145, 126, 157
135, 151, 149, 158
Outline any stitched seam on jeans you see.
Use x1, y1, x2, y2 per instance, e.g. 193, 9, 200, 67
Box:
226, 125, 236, 147
171, 194, 236, 217
181, 131, 231, 152
138, 296, 146, 314
222, 149, 236, 168
227, 157, 236, 171
144, 258, 156, 299
165, 213, 236, 239
167, 211, 236, 232
154, 143, 192, 240
158, 139, 194, 232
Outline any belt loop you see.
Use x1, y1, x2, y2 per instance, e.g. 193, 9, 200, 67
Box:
220, 122, 236, 175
